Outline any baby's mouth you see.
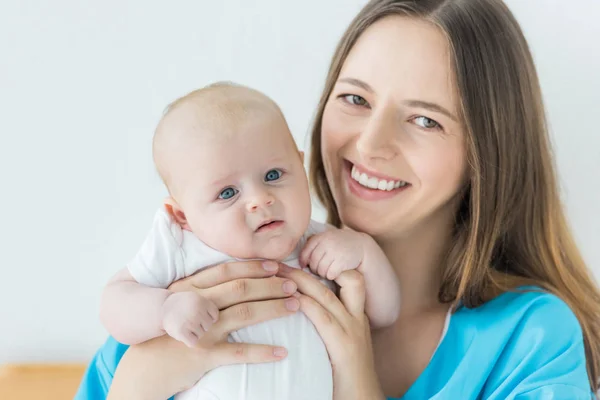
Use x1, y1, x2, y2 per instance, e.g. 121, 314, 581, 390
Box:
255, 219, 284, 233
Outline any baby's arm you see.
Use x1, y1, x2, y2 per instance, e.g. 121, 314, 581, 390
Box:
100, 268, 219, 347
356, 236, 401, 328
100, 268, 170, 344
300, 229, 401, 328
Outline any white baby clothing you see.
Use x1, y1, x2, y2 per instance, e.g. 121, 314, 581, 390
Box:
128, 208, 334, 400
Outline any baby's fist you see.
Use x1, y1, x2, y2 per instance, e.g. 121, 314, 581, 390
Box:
161, 291, 219, 347
300, 228, 369, 281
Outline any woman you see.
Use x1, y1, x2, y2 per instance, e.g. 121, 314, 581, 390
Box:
77, 0, 600, 398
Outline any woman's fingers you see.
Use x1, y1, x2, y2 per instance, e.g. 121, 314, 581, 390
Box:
277, 264, 349, 329
335, 270, 366, 318
202, 276, 298, 310
210, 298, 300, 340
295, 293, 342, 348
209, 342, 288, 369
176, 260, 280, 291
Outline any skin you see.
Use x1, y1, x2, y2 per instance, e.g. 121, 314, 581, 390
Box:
161, 101, 313, 261
101, 88, 400, 349
100, 102, 313, 347
108, 16, 467, 400
320, 16, 467, 397
108, 261, 301, 400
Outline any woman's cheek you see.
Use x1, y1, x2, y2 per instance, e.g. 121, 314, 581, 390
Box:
322, 111, 348, 165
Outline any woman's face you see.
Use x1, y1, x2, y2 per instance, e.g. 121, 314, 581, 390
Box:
321, 16, 467, 240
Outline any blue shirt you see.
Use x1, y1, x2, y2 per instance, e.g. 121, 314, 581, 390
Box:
75, 289, 595, 399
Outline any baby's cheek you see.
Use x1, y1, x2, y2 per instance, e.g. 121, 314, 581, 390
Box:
286, 191, 311, 224
221, 213, 255, 257
193, 210, 232, 243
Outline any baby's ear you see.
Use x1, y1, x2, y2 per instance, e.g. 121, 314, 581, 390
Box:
163, 197, 191, 231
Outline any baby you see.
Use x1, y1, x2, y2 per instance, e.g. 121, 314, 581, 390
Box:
100, 82, 401, 400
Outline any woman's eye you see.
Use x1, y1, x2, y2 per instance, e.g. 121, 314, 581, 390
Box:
218, 187, 238, 200
265, 169, 282, 182
413, 116, 441, 130
342, 94, 369, 107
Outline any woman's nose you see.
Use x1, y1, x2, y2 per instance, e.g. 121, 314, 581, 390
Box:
356, 110, 397, 161
246, 191, 275, 213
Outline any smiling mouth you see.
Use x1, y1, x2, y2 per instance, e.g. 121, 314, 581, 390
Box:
256, 220, 284, 233
343, 160, 411, 201
346, 161, 410, 191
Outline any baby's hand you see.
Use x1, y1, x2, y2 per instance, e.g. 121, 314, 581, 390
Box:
161, 291, 219, 347
300, 229, 368, 281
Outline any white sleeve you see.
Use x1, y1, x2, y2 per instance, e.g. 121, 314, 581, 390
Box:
127, 208, 185, 288
298, 219, 331, 250
305, 219, 331, 236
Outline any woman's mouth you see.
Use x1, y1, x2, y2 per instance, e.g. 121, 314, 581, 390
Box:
344, 161, 411, 200
350, 164, 408, 191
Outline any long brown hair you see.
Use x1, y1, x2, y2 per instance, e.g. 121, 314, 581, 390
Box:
309, 0, 600, 390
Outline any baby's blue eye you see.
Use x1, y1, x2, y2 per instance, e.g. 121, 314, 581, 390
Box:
219, 187, 238, 200
265, 169, 282, 182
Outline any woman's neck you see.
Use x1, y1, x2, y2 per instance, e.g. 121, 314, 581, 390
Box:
377, 217, 454, 315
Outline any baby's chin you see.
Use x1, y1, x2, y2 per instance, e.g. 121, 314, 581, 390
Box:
252, 236, 300, 262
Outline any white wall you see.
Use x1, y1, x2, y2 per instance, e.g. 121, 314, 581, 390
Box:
0, 0, 598, 364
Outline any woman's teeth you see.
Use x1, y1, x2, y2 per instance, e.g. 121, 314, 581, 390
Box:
351, 165, 407, 191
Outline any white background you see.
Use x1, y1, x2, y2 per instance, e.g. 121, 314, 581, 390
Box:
0, 0, 598, 363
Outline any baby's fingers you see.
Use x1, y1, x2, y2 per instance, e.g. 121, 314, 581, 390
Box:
308, 245, 327, 276
207, 300, 219, 322
199, 310, 216, 332
180, 329, 200, 348
317, 254, 335, 280
325, 260, 344, 281
300, 234, 322, 268
189, 321, 206, 341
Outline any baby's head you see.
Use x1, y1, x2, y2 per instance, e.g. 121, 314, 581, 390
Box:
153, 82, 312, 261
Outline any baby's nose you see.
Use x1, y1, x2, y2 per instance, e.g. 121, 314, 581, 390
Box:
246, 194, 274, 213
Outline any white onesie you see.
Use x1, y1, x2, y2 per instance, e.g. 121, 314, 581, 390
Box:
128, 208, 334, 400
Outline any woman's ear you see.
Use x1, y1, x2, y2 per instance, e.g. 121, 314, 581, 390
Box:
163, 197, 191, 231
299, 151, 305, 163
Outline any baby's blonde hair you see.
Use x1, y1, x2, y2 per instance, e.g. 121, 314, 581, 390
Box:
152, 82, 287, 195
161, 81, 282, 124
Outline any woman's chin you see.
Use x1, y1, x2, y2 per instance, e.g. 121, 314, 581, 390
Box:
340, 211, 388, 238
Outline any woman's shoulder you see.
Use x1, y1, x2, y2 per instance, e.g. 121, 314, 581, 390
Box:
461, 287, 582, 339
401, 288, 591, 399
452, 287, 586, 373
449, 287, 591, 398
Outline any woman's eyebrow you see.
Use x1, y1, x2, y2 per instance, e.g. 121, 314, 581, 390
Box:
337, 77, 374, 93
403, 99, 457, 122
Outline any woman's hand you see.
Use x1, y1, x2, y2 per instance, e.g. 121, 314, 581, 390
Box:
278, 264, 386, 400
108, 261, 301, 400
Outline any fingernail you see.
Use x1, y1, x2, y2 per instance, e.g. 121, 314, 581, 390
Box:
273, 347, 287, 357
262, 261, 278, 272
282, 281, 297, 294
285, 298, 299, 311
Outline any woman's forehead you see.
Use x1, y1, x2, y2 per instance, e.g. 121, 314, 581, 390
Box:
339, 16, 457, 111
